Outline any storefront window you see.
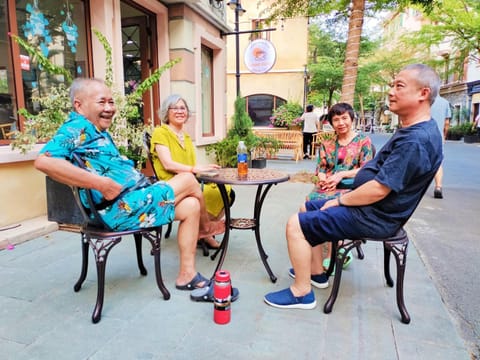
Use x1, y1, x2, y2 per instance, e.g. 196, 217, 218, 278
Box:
201, 45, 214, 136
0, 1, 16, 139
13, 0, 89, 131
246, 94, 286, 127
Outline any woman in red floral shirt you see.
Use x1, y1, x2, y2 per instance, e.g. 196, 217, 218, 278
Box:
297, 103, 373, 285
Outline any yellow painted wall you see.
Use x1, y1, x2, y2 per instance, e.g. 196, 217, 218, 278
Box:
1, 0, 227, 229
225, 0, 308, 123
0, 160, 46, 227
239, 72, 305, 104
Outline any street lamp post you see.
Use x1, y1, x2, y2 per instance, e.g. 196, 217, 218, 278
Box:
227, 0, 246, 98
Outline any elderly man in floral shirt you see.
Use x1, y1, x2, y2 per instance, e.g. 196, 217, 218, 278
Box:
35, 78, 223, 291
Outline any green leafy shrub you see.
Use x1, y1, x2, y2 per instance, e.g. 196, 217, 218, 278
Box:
9, 29, 180, 168
227, 95, 253, 138
461, 122, 476, 135
447, 122, 475, 139
206, 96, 280, 167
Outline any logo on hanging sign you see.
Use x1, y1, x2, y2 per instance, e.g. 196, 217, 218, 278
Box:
244, 39, 276, 74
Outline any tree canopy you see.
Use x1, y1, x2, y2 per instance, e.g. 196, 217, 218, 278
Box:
402, 0, 480, 75
265, 0, 436, 20
264, 0, 436, 104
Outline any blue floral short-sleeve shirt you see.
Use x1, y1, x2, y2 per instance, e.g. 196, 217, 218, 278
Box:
40, 112, 175, 231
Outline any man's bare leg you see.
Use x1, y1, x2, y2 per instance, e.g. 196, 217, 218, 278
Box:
264, 212, 316, 309
286, 214, 313, 296
299, 204, 324, 274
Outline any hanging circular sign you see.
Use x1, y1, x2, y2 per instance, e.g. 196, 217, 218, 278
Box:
244, 39, 276, 74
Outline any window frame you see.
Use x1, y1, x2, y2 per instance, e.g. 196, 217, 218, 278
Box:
250, 19, 271, 41
246, 94, 286, 127
0, 0, 92, 145
200, 44, 214, 137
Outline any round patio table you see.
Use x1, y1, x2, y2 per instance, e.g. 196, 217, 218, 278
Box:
197, 168, 290, 282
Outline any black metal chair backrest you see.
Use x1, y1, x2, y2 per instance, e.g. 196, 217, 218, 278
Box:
71, 152, 112, 230
143, 132, 159, 182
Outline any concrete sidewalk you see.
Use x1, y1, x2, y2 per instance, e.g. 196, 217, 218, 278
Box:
0, 162, 470, 359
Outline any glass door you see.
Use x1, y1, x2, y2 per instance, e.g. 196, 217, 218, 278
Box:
121, 1, 159, 125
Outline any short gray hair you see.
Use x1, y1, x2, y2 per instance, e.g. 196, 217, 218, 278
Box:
69, 78, 106, 105
158, 94, 190, 124
401, 64, 440, 105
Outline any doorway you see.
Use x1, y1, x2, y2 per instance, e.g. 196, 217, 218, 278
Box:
120, 1, 159, 125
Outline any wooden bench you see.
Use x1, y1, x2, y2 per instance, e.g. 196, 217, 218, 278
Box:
0, 123, 14, 140
253, 128, 303, 162
311, 131, 336, 157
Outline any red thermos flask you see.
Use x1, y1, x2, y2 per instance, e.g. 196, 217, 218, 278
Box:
213, 270, 231, 324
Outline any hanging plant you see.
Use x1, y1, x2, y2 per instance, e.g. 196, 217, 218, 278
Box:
10, 33, 72, 81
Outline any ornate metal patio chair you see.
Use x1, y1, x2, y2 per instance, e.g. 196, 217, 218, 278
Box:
323, 170, 437, 324
70, 153, 171, 323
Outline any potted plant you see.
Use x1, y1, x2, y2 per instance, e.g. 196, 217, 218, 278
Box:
9, 29, 180, 225
206, 96, 280, 168
269, 102, 303, 130
251, 135, 280, 168
446, 124, 464, 140
462, 123, 480, 143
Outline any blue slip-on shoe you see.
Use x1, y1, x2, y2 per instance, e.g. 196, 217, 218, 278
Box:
288, 268, 329, 289
264, 287, 317, 309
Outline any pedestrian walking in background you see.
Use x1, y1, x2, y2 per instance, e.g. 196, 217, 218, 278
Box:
301, 104, 320, 159
473, 113, 480, 137
430, 95, 452, 199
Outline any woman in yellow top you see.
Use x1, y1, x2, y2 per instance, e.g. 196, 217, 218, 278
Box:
150, 94, 232, 248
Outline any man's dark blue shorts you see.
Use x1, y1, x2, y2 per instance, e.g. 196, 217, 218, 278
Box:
299, 199, 362, 246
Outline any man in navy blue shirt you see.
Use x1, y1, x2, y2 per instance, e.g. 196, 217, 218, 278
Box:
265, 64, 443, 309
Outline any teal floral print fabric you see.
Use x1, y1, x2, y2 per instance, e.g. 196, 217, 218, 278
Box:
40, 112, 175, 230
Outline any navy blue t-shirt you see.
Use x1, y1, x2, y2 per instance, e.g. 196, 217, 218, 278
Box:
349, 119, 443, 235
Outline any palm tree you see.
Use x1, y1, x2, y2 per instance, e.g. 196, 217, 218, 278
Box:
339, 0, 365, 104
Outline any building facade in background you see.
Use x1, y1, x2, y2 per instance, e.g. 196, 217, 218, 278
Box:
383, 8, 480, 125
0, 0, 308, 230
224, 0, 308, 127
0, 0, 229, 228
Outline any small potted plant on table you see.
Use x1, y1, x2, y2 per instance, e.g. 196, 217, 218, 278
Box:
206, 97, 280, 168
